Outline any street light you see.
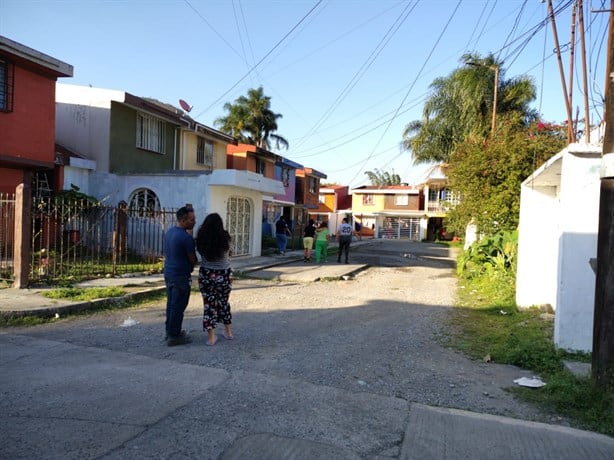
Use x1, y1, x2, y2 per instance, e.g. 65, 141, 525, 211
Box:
468, 62, 499, 137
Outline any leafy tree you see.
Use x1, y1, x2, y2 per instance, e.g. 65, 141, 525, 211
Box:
402, 53, 538, 164
215, 86, 289, 151
364, 168, 402, 186
445, 114, 567, 236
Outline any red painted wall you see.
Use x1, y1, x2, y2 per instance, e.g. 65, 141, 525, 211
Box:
0, 66, 56, 164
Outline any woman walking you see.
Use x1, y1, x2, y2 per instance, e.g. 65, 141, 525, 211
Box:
196, 213, 233, 346
314, 221, 330, 264
303, 219, 316, 262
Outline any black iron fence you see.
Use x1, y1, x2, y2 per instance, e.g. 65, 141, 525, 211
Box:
0, 194, 178, 285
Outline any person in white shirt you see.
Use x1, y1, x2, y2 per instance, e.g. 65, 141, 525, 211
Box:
337, 218, 354, 264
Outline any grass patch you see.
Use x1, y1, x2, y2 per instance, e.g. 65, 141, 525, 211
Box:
42, 286, 126, 301
448, 271, 614, 436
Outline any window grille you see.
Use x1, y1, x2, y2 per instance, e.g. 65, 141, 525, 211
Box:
136, 112, 166, 153
129, 188, 161, 217
362, 194, 374, 205
0, 58, 14, 113
197, 137, 214, 167
226, 196, 251, 256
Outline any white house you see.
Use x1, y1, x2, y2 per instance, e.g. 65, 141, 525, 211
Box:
516, 142, 602, 352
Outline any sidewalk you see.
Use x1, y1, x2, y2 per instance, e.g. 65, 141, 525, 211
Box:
0, 244, 369, 319
2, 241, 613, 458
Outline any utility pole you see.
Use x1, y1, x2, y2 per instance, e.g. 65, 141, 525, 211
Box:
592, 0, 614, 389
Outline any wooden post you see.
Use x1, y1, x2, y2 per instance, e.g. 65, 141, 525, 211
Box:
13, 174, 32, 288
592, 0, 614, 388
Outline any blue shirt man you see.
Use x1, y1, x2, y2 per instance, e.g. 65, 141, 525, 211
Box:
164, 206, 197, 346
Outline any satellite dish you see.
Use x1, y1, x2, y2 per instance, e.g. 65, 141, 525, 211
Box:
179, 99, 192, 113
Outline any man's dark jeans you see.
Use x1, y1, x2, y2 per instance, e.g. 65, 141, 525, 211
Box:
338, 236, 351, 262
165, 275, 191, 338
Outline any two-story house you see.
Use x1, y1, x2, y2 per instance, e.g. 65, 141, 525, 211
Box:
416, 163, 461, 240
352, 185, 423, 240
55, 85, 283, 257
0, 36, 73, 287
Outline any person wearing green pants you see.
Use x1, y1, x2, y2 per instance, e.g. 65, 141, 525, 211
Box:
315, 221, 330, 263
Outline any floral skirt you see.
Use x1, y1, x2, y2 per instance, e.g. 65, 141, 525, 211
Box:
198, 267, 232, 330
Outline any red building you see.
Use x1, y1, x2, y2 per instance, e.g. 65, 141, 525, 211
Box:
0, 36, 73, 195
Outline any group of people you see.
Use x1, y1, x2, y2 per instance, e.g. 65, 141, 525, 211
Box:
163, 207, 233, 347
163, 209, 358, 347
302, 217, 355, 264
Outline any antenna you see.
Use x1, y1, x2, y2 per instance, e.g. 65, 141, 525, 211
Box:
179, 99, 193, 113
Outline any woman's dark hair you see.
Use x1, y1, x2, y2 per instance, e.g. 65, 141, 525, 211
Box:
196, 213, 231, 261
308, 219, 314, 226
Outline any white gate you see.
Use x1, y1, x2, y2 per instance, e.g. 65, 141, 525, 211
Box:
226, 196, 251, 256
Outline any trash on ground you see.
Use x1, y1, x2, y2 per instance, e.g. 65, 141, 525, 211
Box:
513, 376, 546, 388
499, 310, 509, 315
121, 317, 140, 327
54, 313, 60, 319
483, 353, 491, 363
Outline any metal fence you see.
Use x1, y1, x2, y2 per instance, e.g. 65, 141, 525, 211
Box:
0, 192, 15, 282
0, 194, 178, 285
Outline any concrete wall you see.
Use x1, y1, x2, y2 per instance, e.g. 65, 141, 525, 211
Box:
554, 152, 601, 351
516, 144, 601, 352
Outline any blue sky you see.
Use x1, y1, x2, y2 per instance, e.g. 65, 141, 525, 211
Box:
1, 0, 609, 186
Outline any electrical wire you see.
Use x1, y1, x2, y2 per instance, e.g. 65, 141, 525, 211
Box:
346, 0, 463, 187
193, 0, 324, 118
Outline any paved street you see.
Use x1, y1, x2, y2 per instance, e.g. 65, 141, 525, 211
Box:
1, 240, 613, 459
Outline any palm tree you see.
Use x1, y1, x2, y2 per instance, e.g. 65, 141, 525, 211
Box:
215, 87, 289, 151
364, 168, 402, 186
402, 53, 537, 163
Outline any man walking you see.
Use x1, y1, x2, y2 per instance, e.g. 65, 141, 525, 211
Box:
337, 217, 354, 264
164, 206, 197, 346
275, 215, 291, 255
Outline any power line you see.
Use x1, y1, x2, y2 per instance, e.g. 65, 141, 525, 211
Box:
292, 1, 418, 151
193, 0, 324, 118
346, 0, 463, 187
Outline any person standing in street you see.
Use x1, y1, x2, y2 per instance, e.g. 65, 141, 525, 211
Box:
337, 217, 354, 264
314, 221, 330, 263
196, 213, 234, 346
275, 215, 291, 255
163, 206, 197, 346
303, 219, 316, 262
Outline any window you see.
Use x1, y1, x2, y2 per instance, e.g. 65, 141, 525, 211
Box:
394, 194, 409, 206
318, 194, 325, 203
128, 188, 160, 217
362, 194, 374, 205
256, 158, 266, 175
308, 177, 317, 194
0, 58, 14, 112
136, 112, 166, 154
282, 167, 290, 187
197, 137, 214, 168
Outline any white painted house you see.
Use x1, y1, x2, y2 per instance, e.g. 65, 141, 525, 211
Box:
55, 83, 284, 258
516, 142, 602, 352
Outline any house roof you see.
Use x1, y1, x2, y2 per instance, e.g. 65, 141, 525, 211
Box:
296, 167, 327, 179
0, 35, 73, 78
352, 185, 419, 194
227, 143, 280, 161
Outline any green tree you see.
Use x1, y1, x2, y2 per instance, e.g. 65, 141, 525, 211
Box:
402, 53, 538, 164
215, 86, 289, 151
364, 168, 402, 186
445, 115, 567, 236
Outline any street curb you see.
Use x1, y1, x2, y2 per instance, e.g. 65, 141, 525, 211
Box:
0, 286, 167, 320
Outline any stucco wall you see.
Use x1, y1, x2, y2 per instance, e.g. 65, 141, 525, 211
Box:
554, 153, 601, 351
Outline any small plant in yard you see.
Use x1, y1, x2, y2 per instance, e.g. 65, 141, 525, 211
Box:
448, 231, 614, 436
